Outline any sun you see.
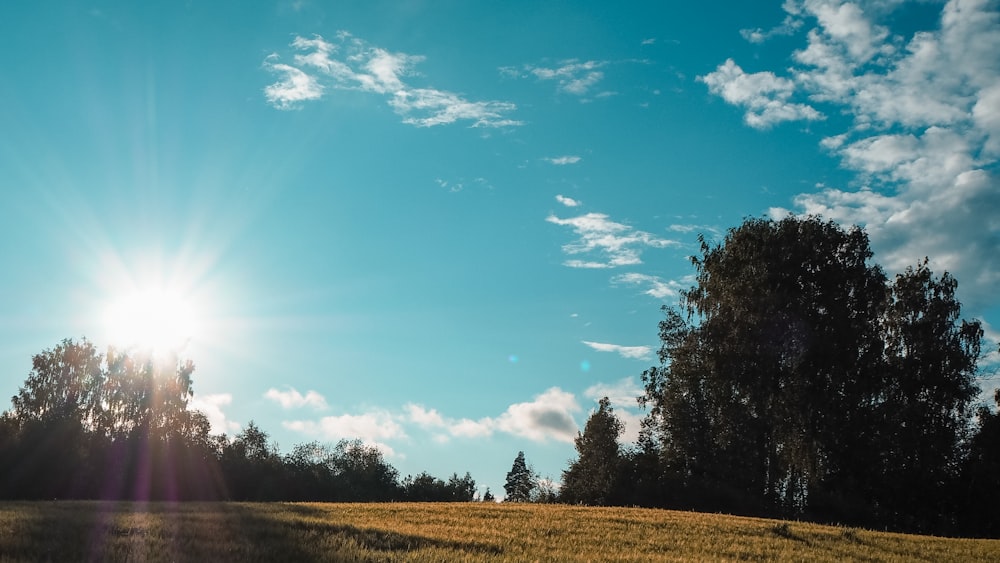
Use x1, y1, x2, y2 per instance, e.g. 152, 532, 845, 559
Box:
103, 287, 201, 356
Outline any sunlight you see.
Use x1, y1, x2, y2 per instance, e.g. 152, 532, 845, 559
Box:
103, 287, 201, 356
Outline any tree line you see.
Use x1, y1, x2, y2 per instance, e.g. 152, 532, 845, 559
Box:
554, 216, 999, 538
0, 340, 477, 503
1, 215, 997, 538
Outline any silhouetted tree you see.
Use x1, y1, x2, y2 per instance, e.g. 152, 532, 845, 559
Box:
639, 216, 983, 532
561, 397, 623, 505
962, 388, 1000, 537
504, 451, 535, 502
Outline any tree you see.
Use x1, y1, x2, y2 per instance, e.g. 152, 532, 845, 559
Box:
962, 389, 1000, 537
482, 488, 495, 502
561, 397, 623, 505
639, 216, 982, 530
504, 451, 535, 502
875, 260, 983, 532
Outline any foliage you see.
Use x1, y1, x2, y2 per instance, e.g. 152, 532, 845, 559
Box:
0, 339, 476, 505
639, 216, 984, 533
402, 471, 476, 502
1, 501, 998, 562
503, 451, 536, 502
560, 397, 623, 505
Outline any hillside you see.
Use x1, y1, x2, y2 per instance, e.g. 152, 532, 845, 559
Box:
0, 501, 997, 562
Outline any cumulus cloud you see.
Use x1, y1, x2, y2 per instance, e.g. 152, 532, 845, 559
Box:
546, 156, 582, 165
264, 34, 521, 127
546, 212, 677, 268
555, 194, 582, 207
719, 0, 1000, 311
264, 387, 328, 410
189, 393, 240, 434
700, 58, 823, 128
581, 341, 653, 361
403, 387, 581, 444
611, 272, 684, 299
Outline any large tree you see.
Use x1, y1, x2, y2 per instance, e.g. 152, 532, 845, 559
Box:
640, 216, 982, 529
560, 397, 623, 505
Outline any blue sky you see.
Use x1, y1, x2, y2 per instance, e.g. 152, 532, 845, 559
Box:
1, 0, 998, 499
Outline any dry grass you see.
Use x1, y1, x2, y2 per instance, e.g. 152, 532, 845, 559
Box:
0, 501, 997, 562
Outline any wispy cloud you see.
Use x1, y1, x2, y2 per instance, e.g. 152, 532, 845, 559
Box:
264, 34, 521, 128
611, 272, 684, 299
727, 0, 1000, 310
264, 387, 328, 410
581, 341, 653, 361
546, 155, 582, 165
546, 212, 677, 268
555, 194, 581, 207
189, 393, 240, 434
263, 56, 324, 110
502, 59, 610, 97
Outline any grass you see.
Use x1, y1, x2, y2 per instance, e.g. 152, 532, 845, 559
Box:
0, 501, 997, 562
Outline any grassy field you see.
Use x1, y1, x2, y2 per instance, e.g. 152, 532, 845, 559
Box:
0, 501, 997, 562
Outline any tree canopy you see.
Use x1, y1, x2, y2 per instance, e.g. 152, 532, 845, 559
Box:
638, 216, 985, 532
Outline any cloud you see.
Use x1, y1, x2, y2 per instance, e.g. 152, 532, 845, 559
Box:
263, 56, 324, 110
740, 0, 804, 43
555, 194, 581, 207
283, 410, 406, 445
546, 212, 677, 268
404, 387, 581, 444
264, 387, 328, 410
582, 378, 646, 443
700, 59, 824, 129
189, 393, 240, 434
264, 34, 521, 127
581, 341, 653, 361
504, 59, 610, 97
546, 156, 582, 165
742, 0, 1000, 310
584, 377, 645, 407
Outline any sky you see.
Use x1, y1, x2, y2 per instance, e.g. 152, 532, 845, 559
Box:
1, 0, 998, 499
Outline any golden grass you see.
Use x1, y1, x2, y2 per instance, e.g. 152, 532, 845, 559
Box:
0, 501, 997, 562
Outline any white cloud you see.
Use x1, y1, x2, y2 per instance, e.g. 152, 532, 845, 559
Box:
581, 341, 653, 361
584, 377, 645, 408
547, 156, 582, 165
262, 57, 324, 110
189, 393, 240, 434
700, 59, 824, 129
611, 272, 683, 299
555, 194, 581, 207
714, 0, 1000, 311
264, 387, 328, 410
284, 410, 405, 444
582, 378, 646, 443
264, 34, 521, 127
403, 387, 581, 444
527, 59, 607, 96
546, 212, 677, 268
494, 387, 580, 443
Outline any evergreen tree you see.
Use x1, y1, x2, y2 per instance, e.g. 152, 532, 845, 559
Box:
561, 397, 623, 505
503, 451, 535, 502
